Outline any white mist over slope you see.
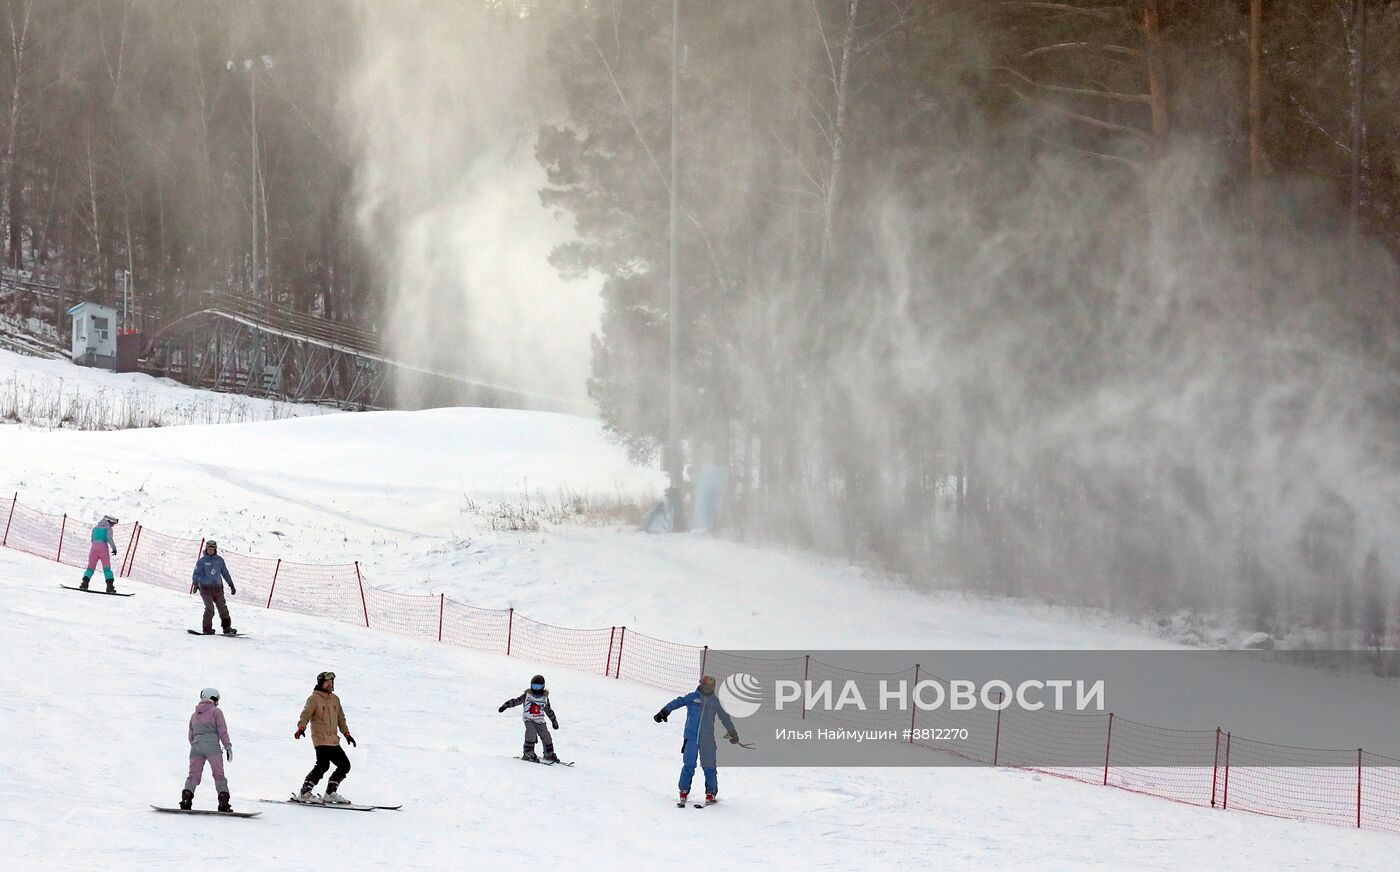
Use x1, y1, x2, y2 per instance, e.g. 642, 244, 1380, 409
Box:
346, 3, 599, 405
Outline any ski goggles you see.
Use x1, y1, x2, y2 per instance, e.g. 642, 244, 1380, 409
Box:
530, 682, 545, 691
318, 671, 336, 683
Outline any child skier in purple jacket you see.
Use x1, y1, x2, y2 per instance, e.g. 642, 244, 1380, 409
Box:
181, 687, 234, 812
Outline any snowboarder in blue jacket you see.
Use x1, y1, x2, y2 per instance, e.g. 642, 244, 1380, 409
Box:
191, 540, 237, 635
654, 675, 740, 803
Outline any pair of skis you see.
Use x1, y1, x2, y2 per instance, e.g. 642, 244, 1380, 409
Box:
153, 798, 403, 816
262, 796, 403, 812
677, 797, 720, 809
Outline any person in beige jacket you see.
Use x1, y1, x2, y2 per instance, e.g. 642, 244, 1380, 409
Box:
294, 671, 357, 803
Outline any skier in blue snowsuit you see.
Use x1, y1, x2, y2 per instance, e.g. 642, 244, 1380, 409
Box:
653, 675, 740, 803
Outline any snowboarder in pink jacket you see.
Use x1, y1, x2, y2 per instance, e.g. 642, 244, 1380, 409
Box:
181, 687, 235, 812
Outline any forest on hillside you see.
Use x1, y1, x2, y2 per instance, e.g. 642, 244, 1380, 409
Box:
1, 1, 1398, 638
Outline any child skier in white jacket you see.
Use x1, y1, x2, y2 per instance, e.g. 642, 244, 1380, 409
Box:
498, 674, 560, 763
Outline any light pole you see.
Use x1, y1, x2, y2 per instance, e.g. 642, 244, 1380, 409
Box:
226, 55, 274, 298
665, 0, 684, 531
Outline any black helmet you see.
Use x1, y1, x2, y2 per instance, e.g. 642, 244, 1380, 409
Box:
530, 674, 546, 691
316, 671, 336, 688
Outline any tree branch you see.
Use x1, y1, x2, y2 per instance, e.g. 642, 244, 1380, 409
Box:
1032, 134, 1144, 169
806, 0, 840, 88
1001, 84, 1154, 139
1001, 2, 1127, 21
1021, 41, 1141, 60
992, 65, 1151, 104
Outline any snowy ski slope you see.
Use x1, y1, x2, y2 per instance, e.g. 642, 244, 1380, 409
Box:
0, 547, 1393, 872
0, 355, 1393, 869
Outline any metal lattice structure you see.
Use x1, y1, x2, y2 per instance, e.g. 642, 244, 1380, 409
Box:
141, 293, 584, 412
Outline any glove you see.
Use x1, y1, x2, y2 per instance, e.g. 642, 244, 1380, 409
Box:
294, 727, 306, 740
225, 746, 233, 762
550, 719, 560, 730
653, 708, 669, 723
345, 734, 357, 747
112, 549, 119, 556
228, 584, 237, 596
727, 732, 740, 745
498, 704, 506, 713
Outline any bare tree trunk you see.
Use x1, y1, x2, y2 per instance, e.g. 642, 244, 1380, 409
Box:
85, 129, 104, 295
1248, 0, 1263, 188
1347, 0, 1367, 247
35, 154, 55, 266
260, 152, 272, 303
3, 0, 33, 270
1142, 0, 1167, 144
820, 0, 860, 270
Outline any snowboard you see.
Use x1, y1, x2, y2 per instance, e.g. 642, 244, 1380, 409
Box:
515, 755, 574, 767
60, 584, 134, 597
150, 805, 260, 818
187, 630, 248, 638
262, 797, 401, 812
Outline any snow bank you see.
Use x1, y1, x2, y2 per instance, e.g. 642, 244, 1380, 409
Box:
0, 348, 334, 430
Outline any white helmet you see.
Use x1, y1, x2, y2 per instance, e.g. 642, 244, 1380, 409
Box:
200, 687, 220, 702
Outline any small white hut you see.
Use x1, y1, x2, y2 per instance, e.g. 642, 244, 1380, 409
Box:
67, 301, 118, 369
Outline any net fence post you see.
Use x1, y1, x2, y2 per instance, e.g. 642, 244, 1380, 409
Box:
1222, 732, 1231, 810
606, 626, 616, 676
120, 523, 139, 577
615, 626, 625, 679
1211, 727, 1221, 807
126, 524, 144, 578
56, 513, 67, 561
2, 492, 15, 546
1103, 712, 1114, 785
802, 654, 810, 720
1358, 748, 1363, 829
909, 664, 920, 744
506, 607, 514, 656
266, 558, 281, 609
355, 561, 369, 627
700, 644, 708, 679
438, 593, 444, 642
191, 539, 205, 594
993, 691, 1004, 766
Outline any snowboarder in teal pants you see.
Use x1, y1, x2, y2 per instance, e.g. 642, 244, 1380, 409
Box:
653, 675, 740, 804
80, 515, 119, 592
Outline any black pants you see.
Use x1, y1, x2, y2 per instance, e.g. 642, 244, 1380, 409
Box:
199, 586, 232, 632
304, 744, 351, 789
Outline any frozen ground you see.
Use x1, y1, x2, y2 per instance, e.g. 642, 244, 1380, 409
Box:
0, 547, 1393, 872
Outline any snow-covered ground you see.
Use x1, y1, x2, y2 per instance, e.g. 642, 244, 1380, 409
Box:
0, 399, 1175, 651
0, 348, 334, 430
1, 547, 1393, 872
1, 355, 1395, 868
